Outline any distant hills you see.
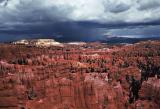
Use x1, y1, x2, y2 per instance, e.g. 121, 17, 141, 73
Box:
100, 36, 160, 44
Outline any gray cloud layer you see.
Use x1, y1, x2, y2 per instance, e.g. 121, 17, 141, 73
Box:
0, 0, 160, 41
1, 0, 160, 24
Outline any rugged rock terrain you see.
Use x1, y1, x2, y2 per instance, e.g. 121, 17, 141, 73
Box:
0, 40, 160, 109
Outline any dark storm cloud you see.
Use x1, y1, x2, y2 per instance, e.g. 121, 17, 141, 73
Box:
108, 4, 130, 13
0, 0, 3, 2
0, 22, 104, 42
0, 0, 8, 3
0, 0, 160, 42
105, 1, 131, 13
137, 0, 160, 10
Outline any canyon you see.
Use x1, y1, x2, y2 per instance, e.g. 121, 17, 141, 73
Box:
0, 40, 160, 109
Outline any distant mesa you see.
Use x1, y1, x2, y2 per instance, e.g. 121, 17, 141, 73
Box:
12, 39, 64, 47
12, 39, 88, 47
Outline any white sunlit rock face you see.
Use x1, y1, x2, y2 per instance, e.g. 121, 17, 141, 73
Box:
32, 39, 63, 47
12, 39, 29, 45
67, 42, 86, 45
13, 39, 64, 47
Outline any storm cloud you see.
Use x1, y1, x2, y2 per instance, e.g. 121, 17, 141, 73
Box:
0, 0, 160, 42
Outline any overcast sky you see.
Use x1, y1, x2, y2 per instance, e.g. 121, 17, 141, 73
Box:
0, 0, 160, 42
